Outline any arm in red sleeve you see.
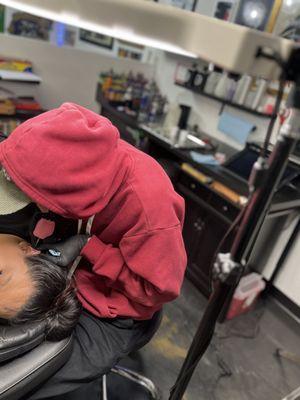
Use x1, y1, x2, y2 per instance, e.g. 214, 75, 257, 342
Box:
81, 225, 187, 308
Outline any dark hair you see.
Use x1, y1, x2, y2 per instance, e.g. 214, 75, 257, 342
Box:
10, 255, 81, 341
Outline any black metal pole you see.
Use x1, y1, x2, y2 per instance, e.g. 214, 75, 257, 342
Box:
169, 124, 299, 400
192, 0, 198, 12
230, 138, 296, 261
169, 280, 236, 399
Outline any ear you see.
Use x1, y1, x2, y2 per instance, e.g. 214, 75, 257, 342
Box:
18, 241, 41, 256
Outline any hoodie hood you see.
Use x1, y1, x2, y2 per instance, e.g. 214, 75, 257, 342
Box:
0, 103, 131, 218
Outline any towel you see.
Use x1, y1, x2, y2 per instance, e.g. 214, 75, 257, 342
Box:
190, 152, 220, 166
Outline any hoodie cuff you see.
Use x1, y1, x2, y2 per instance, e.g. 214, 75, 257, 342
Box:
80, 235, 124, 283
80, 235, 106, 265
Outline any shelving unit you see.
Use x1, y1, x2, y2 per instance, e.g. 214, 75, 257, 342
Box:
0, 108, 46, 137
175, 82, 275, 119
0, 70, 42, 84
0, 67, 44, 136
0, 110, 46, 120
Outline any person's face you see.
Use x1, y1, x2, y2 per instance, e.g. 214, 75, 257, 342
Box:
0, 235, 39, 319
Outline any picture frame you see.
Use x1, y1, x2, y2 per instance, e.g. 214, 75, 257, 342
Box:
79, 29, 114, 49
118, 39, 145, 51
214, 1, 234, 21
8, 11, 53, 41
234, 0, 283, 32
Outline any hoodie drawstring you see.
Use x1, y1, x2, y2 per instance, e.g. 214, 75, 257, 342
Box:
68, 216, 95, 280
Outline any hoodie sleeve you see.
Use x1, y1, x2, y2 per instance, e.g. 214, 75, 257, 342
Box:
81, 225, 187, 308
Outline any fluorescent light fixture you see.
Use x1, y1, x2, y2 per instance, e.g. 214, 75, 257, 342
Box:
0, 0, 298, 79
0, 0, 196, 58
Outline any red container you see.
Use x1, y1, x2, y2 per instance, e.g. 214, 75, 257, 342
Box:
226, 273, 266, 320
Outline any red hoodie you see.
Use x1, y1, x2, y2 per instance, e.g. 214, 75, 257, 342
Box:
0, 103, 187, 320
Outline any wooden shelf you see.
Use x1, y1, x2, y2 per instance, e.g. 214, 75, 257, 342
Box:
0, 110, 46, 120
175, 82, 275, 119
0, 70, 42, 84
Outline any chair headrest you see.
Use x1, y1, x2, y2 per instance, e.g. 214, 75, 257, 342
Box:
0, 321, 46, 363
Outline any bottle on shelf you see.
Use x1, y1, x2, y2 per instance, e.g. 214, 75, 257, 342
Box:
214, 71, 230, 98
251, 78, 268, 110
163, 102, 181, 140
149, 95, 159, 123
192, 65, 209, 92
137, 81, 151, 123
204, 70, 222, 94
99, 69, 168, 123
185, 63, 198, 88
225, 73, 239, 101
233, 75, 253, 105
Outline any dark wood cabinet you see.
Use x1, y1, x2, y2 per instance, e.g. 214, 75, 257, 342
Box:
176, 171, 239, 297
181, 192, 206, 261
190, 212, 231, 296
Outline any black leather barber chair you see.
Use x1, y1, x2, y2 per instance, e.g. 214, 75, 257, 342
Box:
0, 322, 73, 400
0, 322, 160, 400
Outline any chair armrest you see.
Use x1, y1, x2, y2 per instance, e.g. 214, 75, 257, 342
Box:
0, 336, 73, 400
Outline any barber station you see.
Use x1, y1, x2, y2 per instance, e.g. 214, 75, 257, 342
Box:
0, 1, 300, 399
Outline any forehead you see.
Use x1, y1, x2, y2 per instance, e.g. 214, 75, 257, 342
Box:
0, 246, 34, 319
0, 241, 23, 267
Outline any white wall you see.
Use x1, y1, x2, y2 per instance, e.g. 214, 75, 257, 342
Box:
0, 34, 155, 112
275, 230, 300, 307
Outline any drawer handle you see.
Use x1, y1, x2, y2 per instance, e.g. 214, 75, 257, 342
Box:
223, 205, 229, 212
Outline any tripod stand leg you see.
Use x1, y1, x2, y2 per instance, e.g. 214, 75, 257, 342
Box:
281, 386, 300, 400
169, 282, 234, 399
276, 349, 300, 366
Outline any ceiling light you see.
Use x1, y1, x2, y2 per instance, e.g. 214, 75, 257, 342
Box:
0, 0, 197, 58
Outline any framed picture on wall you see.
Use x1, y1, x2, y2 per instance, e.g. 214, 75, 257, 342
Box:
116, 39, 144, 61
8, 11, 53, 40
0, 5, 4, 33
118, 48, 142, 61
234, 0, 283, 32
214, 1, 234, 21
79, 29, 114, 49
118, 39, 145, 51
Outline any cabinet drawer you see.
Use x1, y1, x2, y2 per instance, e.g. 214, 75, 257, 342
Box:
186, 264, 211, 298
209, 194, 240, 221
177, 172, 210, 201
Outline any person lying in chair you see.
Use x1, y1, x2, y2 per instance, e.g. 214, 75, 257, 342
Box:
0, 168, 84, 340
0, 233, 81, 341
0, 103, 187, 400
